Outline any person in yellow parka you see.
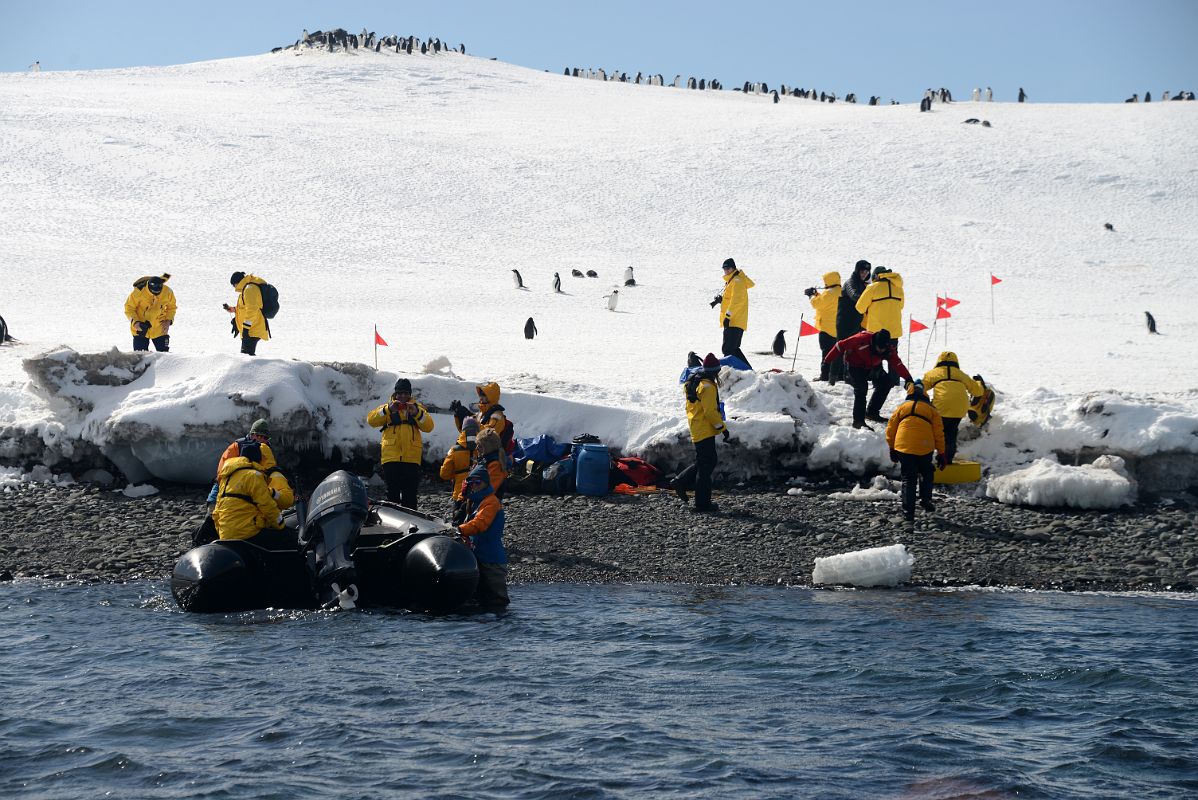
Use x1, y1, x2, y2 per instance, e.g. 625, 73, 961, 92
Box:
440, 417, 479, 523
922, 351, 986, 464
855, 266, 905, 340
225, 271, 271, 356
124, 273, 176, 352
212, 441, 294, 548
807, 270, 841, 380
670, 353, 729, 513
885, 381, 947, 528
367, 377, 434, 510
715, 258, 755, 369
452, 381, 512, 456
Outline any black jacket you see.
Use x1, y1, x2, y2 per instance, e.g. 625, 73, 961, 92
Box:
837, 272, 868, 340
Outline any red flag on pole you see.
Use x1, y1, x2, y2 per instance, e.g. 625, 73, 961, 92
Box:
909, 318, 928, 333
936, 296, 946, 307
990, 274, 1002, 285
935, 306, 952, 320
375, 329, 389, 346
798, 320, 820, 337
942, 296, 960, 308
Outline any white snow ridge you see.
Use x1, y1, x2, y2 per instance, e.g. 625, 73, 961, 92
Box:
0, 46, 1196, 506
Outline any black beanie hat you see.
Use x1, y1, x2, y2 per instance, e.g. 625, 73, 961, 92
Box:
855, 259, 871, 272
393, 378, 412, 394
230, 271, 246, 287
872, 329, 893, 349
722, 258, 737, 270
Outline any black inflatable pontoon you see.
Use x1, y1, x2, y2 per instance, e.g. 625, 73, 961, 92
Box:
171, 470, 479, 613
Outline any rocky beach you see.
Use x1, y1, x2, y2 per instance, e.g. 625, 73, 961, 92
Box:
1, 477, 1194, 593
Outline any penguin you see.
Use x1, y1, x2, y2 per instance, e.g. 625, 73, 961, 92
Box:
571, 269, 584, 278
553, 272, 562, 293
512, 269, 525, 289
772, 90, 779, 104
1145, 311, 1159, 334
624, 278, 636, 287
1104, 222, 1115, 231
586, 270, 598, 278
623, 265, 634, 284
606, 290, 619, 312
524, 317, 538, 339
772, 330, 787, 357
0, 313, 8, 344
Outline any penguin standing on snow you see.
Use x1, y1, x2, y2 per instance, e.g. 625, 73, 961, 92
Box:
524, 317, 538, 339
512, 269, 525, 289
1145, 312, 1159, 334
772, 330, 787, 357
586, 269, 598, 278
571, 269, 584, 278
623, 266, 636, 286
606, 290, 619, 312
553, 272, 562, 293
1104, 222, 1115, 232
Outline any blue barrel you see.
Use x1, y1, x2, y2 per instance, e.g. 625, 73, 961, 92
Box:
574, 443, 610, 497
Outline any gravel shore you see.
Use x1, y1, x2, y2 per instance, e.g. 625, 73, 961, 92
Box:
1, 479, 1195, 593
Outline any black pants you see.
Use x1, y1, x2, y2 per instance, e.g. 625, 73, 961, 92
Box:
382, 461, 421, 509
475, 562, 510, 609
818, 332, 837, 380
240, 332, 260, 355
133, 334, 170, 352
721, 326, 751, 369
675, 436, 718, 510
943, 417, 962, 463
847, 365, 896, 424
897, 452, 934, 520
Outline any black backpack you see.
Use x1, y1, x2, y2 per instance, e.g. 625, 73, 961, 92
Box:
257, 283, 280, 319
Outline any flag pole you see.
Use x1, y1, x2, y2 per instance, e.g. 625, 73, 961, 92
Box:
374, 323, 378, 371
990, 276, 995, 324
790, 314, 803, 373
906, 315, 911, 365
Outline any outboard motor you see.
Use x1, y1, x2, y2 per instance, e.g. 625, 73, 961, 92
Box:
300, 470, 368, 609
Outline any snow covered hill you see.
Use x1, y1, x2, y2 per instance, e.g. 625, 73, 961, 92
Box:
1, 47, 1196, 497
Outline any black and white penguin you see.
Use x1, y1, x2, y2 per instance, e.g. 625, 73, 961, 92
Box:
606, 290, 619, 312
586, 269, 598, 278
623, 266, 634, 284
553, 272, 562, 293
1145, 312, 1159, 334
571, 269, 584, 278
1104, 222, 1115, 231
624, 278, 636, 287
0, 313, 8, 344
512, 269, 525, 289
772, 90, 779, 104
772, 330, 787, 357
524, 317, 538, 339
460, 43, 466, 55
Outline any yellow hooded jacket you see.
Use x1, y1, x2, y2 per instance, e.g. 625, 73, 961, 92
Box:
265, 467, 295, 510
124, 278, 177, 339
719, 270, 755, 330
212, 456, 282, 540
234, 275, 271, 340
474, 382, 508, 436
886, 394, 946, 457
855, 271, 905, 339
685, 377, 727, 443
922, 352, 985, 419
367, 400, 434, 464
810, 271, 841, 336
440, 432, 475, 501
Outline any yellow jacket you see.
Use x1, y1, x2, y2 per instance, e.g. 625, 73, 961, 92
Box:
685, 377, 727, 443
234, 275, 270, 340
886, 396, 946, 457
810, 271, 841, 336
440, 436, 474, 500
367, 400, 434, 464
474, 382, 508, 437
265, 467, 294, 510
922, 352, 985, 419
124, 281, 177, 339
215, 440, 276, 478
213, 456, 281, 540
855, 271, 904, 339
719, 270, 755, 329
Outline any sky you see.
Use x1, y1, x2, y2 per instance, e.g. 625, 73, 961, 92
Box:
2, 0, 1196, 102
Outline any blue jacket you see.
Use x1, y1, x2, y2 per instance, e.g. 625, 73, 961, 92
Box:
461, 469, 506, 565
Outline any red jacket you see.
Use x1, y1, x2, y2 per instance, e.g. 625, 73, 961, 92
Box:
824, 330, 912, 380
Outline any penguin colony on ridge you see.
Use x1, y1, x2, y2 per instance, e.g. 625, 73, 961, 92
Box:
273, 29, 466, 56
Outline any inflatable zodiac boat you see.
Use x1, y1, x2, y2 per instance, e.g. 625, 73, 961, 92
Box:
171, 470, 479, 613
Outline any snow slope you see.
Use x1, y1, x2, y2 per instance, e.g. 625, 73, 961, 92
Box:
1, 47, 1197, 500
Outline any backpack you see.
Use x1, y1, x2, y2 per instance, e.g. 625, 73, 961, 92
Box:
257, 282, 280, 319
500, 417, 515, 453
614, 457, 661, 487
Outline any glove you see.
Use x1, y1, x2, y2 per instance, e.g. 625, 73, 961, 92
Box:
710, 294, 722, 308
136, 321, 151, 335
230, 319, 239, 337
936, 453, 948, 470
721, 430, 730, 443
890, 449, 899, 463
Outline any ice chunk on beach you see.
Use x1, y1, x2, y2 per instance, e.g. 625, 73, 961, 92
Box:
122, 483, 159, 498
812, 543, 915, 587
986, 455, 1136, 509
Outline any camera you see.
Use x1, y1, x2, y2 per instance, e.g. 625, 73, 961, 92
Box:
804, 287, 818, 298
709, 294, 723, 308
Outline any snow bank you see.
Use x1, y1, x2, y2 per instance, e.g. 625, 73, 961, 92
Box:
813, 544, 915, 587
829, 475, 901, 501
986, 455, 1137, 509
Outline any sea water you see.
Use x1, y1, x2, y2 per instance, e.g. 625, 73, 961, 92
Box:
1, 581, 1195, 799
